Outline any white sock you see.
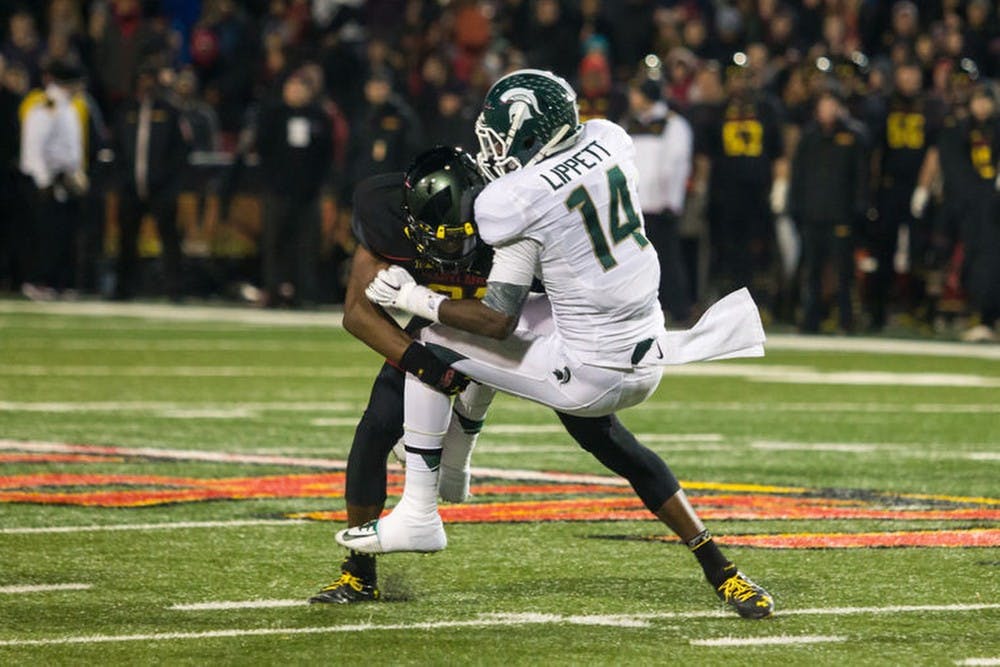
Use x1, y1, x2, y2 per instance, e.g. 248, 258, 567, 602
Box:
439, 383, 495, 502
373, 449, 445, 552
439, 418, 479, 502
394, 449, 441, 518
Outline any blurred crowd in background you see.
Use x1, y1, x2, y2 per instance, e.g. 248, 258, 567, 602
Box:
0, 0, 998, 339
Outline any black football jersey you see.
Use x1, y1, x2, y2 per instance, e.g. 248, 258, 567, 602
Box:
351, 172, 491, 300
873, 94, 945, 189
699, 97, 784, 187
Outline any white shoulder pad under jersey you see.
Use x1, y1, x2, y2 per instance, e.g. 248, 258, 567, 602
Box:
475, 119, 664, 368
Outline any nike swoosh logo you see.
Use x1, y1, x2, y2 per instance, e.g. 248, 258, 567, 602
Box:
339, 531, 374, 542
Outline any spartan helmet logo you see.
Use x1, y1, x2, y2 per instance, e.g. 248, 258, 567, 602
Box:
499, 87, 542, 124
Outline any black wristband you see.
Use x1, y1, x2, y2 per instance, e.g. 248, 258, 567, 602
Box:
398, 342, 470, 395
399, 342, 448, 384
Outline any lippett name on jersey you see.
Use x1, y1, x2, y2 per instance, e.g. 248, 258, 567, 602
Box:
539, 139, 612, 191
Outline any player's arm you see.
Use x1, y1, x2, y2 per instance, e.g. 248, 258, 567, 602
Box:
366, 237, 540, 340
346, 244, 469, 394
437, 238, 539, 339
910, 146, 939, 218
343, 243, 411, 361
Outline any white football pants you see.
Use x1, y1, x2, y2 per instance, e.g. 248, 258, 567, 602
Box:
404, 294, 663, 448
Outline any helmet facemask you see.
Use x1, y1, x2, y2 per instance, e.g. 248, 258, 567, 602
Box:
403, 146, 484, 272
404, 216, 479, 273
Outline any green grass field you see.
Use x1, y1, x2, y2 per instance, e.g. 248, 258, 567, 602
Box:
1, 300, 998, 666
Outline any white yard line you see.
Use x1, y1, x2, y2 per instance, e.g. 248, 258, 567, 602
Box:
0, 583, 91, 594
638, 401, 1000, 414
0, 365, 373, 378
0, 520, 306, 535
764, 333, 1000, 360
170, 599, 304, 611
310, 417, 369, 427
690, 635, 846, 647
7, 362, 995, 387
17, 362, 987, 387
956, 659, 1000, 666
2, 602, 998, 647
749, 441, 1000, 462
751, 441, 886, 453
662, 364, 1000, 388
9, 339, 346, 352
0, 440, 633, 488
0, 300, 344, 327
634, 433, 725, 443
3, 300, 998, 358
1, 399, 997, 415
0, 440, 353, 470
0, 401, 356, 413
966, 453, 1000, 461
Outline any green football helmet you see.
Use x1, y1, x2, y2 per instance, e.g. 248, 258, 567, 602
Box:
475, 68, 583, 181
403, 146, 484, 272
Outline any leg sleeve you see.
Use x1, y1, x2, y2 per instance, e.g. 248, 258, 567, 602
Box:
344, 362, 406, 507
556, 411, 680, 512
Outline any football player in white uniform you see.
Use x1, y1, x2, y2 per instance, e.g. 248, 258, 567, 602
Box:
339, 69, 773, 618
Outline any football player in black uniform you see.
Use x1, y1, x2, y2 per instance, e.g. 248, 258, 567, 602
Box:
310, 146, 773, 620
308, 147, 488, 604
866, 60, 945, 330
698, 56, 785, 311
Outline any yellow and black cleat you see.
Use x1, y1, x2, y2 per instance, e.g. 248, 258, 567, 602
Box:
716, 570, 774, 619
309, 561, 380, 605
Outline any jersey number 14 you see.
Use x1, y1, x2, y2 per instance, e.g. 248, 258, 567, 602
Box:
565, 165, 649, 270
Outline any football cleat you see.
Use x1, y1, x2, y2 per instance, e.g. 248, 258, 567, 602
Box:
335, 512, 447, 555
309, 560, 379, 604
716, 570, 774, 619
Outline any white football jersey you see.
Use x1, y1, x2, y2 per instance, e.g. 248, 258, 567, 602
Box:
476, 119, 664, 368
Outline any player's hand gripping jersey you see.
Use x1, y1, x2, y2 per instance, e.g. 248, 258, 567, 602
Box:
475, 119, 663, 368
352, 172, 491, 301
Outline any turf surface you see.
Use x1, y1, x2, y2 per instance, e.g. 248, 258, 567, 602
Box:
0, 302, 998, 665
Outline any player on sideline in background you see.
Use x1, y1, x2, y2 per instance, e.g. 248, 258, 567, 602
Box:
339, 70, 774, 619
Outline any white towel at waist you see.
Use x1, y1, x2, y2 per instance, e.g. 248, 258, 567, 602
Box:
638, 287, 765, 366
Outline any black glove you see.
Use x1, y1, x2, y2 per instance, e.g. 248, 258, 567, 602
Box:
399, 342, 471, 396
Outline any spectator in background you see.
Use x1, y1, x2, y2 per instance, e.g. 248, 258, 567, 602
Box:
91, 0, 168, 115
255, 69, 333, 307
413, 51, 450, 127
789, 86, 870, 334
2, 8, 42, 86
18, 59, 89, 300
524, 0, 580, 80
171, 66, 218, 151
622, 75, 693, 323
190, 0, 257, 141
345, 67, 422, 199
665, 47, 697, 109
0, 55, 31, 291
576, 50, 624, 122
949, 85, 1000, 341
113, 64, 189, 301
424, 81, 476, 150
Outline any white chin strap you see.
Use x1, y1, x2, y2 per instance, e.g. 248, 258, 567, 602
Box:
523, 124, 576, 169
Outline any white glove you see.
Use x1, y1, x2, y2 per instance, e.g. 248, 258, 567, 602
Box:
365, 265, 446, 322
910, 186, 929, 218
769, 178, 789, 215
